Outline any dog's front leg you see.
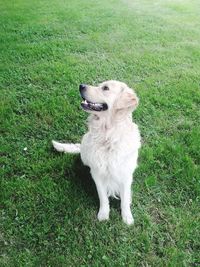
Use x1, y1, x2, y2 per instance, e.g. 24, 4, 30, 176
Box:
93, 176, 110, 221
120, 180, 134, 225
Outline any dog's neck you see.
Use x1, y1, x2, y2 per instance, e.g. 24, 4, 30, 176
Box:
87, 112, 133, 132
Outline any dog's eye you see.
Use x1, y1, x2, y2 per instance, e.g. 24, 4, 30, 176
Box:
102, 86, 109, 91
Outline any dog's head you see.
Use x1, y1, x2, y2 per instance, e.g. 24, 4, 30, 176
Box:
79, 80, 138, 115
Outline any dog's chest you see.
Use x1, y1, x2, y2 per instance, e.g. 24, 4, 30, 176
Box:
81, 133, 116, 164
80, 128, 139, 175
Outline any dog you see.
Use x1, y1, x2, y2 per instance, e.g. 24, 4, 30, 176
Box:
52, 80, 141, 225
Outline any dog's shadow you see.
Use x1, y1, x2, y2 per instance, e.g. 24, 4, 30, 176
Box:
69, 155, 98, 206
65, 155, 120, 210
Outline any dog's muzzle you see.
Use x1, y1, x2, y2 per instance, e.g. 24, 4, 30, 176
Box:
79, 84, 108, 112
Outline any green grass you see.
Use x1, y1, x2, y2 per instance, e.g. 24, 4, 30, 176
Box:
1, 0, 200, 266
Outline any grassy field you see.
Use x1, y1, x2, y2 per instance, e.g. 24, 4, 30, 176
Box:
1, 0, 200, 266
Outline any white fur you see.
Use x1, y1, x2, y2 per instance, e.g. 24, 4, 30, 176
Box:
52, 140, 80, 153
53, 80, 141, 225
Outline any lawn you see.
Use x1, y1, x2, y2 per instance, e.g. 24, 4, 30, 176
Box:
1, 0, 200, 266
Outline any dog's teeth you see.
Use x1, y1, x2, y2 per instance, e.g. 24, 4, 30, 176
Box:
81, 98, 104, 111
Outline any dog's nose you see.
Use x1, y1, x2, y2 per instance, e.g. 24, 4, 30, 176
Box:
79, 84, 87, 92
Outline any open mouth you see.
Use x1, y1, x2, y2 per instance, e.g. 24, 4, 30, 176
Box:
81, 98, 108, 112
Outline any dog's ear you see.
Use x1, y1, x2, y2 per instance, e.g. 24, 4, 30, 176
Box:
115, 91, 139, 111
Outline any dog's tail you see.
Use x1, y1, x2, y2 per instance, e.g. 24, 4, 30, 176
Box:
52, 140, 80, 154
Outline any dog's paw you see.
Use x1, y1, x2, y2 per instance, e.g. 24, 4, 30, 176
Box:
122, 213, 134, 225
97, 209, 109, 221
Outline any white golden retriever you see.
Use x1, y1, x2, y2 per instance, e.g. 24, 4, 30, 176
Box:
52, 80, 141, 225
